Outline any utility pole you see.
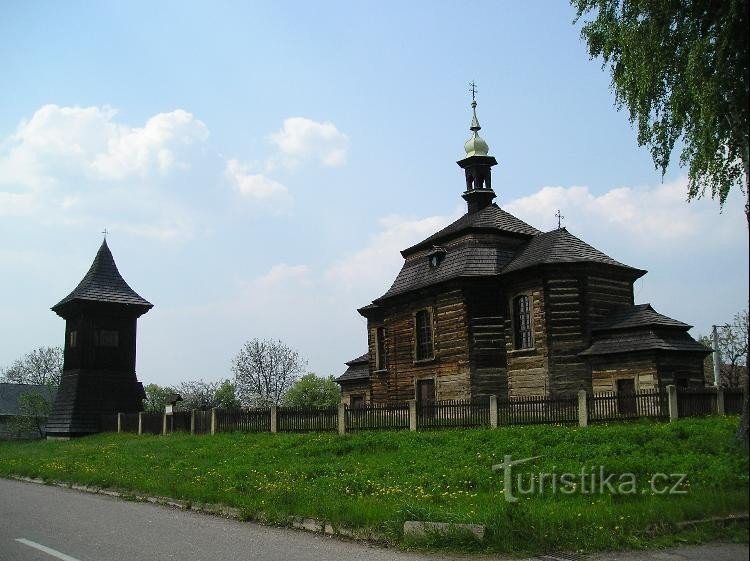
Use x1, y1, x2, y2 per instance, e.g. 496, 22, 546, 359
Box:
712, 324, 730, 387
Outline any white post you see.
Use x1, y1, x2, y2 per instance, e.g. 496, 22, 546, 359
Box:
162, 412, 167, 435
712, 325, 722, 387
489, 395, 498, 428
210, 407, 217, 435
408, 399, 417, 432
667, 384, 679, 421
577, 390, 588, 427
117, 412, 124, 433
717, 388, 725, 415
337, 403, 346, 435
138, 412, 143, 435
270, 405, 278, 434
190, 409, 196, 435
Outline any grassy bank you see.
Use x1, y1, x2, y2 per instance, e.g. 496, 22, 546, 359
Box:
1, 417, 747, 554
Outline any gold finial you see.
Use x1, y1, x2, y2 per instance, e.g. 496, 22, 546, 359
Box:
469, 81, 480, 132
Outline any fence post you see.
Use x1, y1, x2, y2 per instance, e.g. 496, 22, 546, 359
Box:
716, 388, 725, 416
667, 385, 679, 421
577, 390, 588, 427
190, 409, 196, 435
138, 412, 143, 435
408, 399, 417, 432
162, 412, 167, 435
117, 412, 123, 433
210, 407, 217, 435
489, 395, 498, 428
270, 405, 278, 434
338, 403, 346, 435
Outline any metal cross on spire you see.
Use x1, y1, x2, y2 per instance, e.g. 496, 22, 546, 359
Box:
555, 210, 565, 229
469, 81, 478, 102
102, 228, 109, 240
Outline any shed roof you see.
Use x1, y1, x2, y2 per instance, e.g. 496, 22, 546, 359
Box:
402, 204, 540, 255
501, 228, 645, 276
336, 353, 370, 383
0, 383, 57, 416
591, 303, 691, 332
52, 240, 152, 314
579, 330, 710, 356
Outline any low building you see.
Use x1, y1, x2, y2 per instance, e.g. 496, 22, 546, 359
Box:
0, 383, 57, 440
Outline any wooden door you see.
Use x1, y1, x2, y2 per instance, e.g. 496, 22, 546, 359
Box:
617, 379, 636, 415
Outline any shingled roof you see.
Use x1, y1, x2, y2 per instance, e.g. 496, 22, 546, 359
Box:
402, 204, 540, 255
0, 383, 57, 416
591, 304, 691, 332
580, 304, 709, 357
376, 241, 518, 301
336, 353, 370, 383
579, 331, 710, 356
52, 240, 152, 314
501, 228, 645, 276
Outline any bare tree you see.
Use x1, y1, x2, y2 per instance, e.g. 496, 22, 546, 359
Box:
718, 310, 749, 389
1, 346, 63, 387
231, 339, 306, 407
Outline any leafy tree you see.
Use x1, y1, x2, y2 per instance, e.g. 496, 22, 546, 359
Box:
142, 383, 175, 413
231, 338, 306, 406
0, 346, 63, 387
716, 310, 749, 388
8, 392, 52, 438
214, 379, 240, 409
572, 0, 749, 445
283, 373, 341, 408
572, 0, 749, 207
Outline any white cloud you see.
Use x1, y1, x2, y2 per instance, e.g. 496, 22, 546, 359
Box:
504, 177, 740, 250
0, 104, 210, 240
224, 159, 292, 211
268, 117, 349, 168
325, 210, 461, 292
0, 104, 208, 187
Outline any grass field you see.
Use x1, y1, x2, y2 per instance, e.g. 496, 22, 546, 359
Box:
0, 417, 748, 554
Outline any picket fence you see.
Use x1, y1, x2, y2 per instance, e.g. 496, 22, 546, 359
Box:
103, 386, 745, 436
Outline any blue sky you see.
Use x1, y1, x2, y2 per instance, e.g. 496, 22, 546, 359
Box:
1, 1, 747, 386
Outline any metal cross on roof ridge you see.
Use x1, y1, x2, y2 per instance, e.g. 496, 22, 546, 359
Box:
102, 228, 108, 239
469, 81, 477, 102
555, 209, 564, 229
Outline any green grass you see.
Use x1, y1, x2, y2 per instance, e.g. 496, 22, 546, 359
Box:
1, 417, 748, 554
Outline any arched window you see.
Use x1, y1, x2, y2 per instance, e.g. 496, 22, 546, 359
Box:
513, 295, 533, 349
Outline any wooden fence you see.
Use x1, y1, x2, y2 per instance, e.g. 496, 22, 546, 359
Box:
498, 395, 578, 425
588, 389, 668, 422
417, 398, 490, 429
345, 402, 409, 431
277, 406, 337, 432
98, 385, 746, 437
215, 408, 270, 433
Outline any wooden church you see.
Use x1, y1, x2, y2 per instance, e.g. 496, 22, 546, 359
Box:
46, 239, 152, 438
337, 97, 710, 406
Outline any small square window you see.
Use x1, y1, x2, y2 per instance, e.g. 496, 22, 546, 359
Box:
94, 329, 119, 347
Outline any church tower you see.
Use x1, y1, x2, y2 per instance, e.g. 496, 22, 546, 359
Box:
46, 239, 152, 438
457, 84, 498, 213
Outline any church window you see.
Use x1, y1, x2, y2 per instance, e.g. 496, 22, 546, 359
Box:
375, 327, 387, 370
415, 309, 434, 360
94, 329, 119, 347
513, 295, 533, 349
68, 330, 77, 348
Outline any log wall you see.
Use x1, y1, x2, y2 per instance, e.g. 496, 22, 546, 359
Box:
505, 284, 548, 397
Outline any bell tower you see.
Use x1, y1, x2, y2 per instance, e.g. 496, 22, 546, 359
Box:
457, 83, 498, 213
46, 238, 152, 438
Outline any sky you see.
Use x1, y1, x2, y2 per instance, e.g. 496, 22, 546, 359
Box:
1, 1, 747, 387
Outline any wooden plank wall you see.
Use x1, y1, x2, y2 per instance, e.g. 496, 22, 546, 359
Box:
367, 288, 471, 402
505, 286, 548, 397
464, 283, 507, 397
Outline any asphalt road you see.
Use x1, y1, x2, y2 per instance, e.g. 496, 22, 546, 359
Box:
1, 478, 747, 561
